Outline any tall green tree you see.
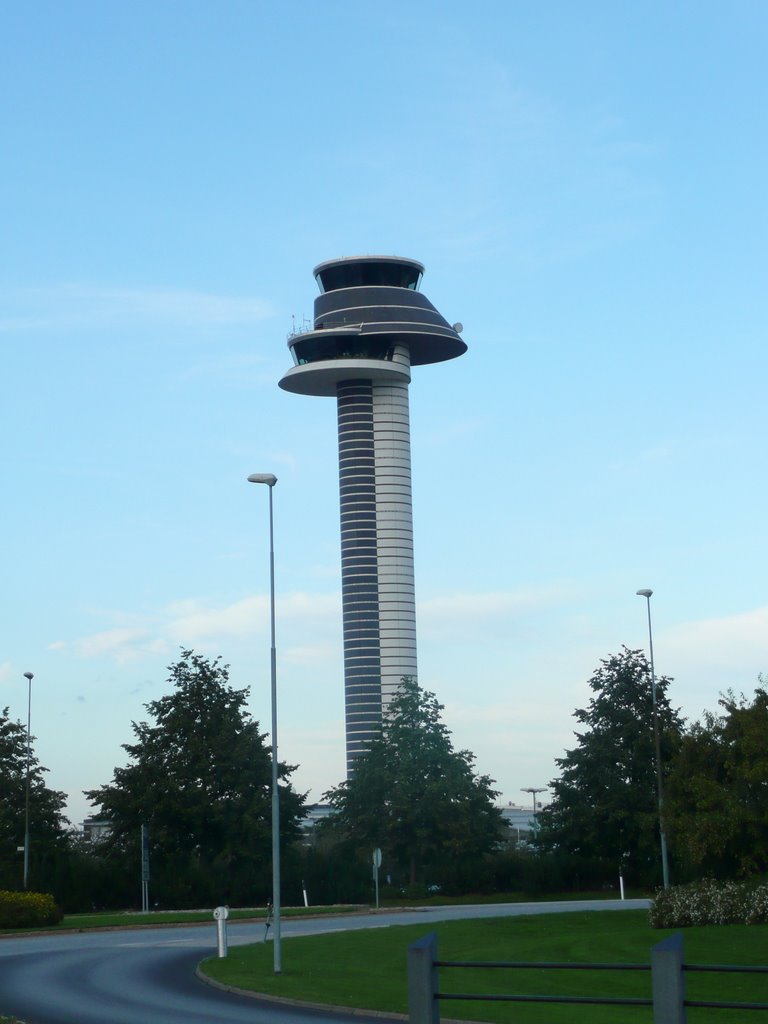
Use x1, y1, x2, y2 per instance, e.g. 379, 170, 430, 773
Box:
536, 647, 683, 887
324, 678, 503, 890
0, 707, 69, 891
665, 684, 768, 879
86, 650, 305, 907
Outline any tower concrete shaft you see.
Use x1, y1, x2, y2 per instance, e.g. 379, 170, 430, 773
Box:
279, 256, 466, 772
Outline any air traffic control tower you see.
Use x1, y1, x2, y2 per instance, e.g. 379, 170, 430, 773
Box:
279, 256, 467, 771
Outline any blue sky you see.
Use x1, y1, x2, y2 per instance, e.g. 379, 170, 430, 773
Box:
3, 1, 768, 827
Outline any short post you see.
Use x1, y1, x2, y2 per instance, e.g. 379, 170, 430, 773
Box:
213, 906, 229, 958
140, 824, 150, 913
373, 847, 382, 910
408, 931, 439, 1024
652, 932, 686, 1024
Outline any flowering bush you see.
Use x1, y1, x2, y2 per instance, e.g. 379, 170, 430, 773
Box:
650, 878, 768, 927
0, 890, 63, 928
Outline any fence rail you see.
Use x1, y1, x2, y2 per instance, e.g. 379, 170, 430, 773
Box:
407, 930, 768, 1023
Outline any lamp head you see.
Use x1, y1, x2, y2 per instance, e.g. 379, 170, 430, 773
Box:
636, 589, 653, 599
248, 473, 277, 487
23, 672, 33, 681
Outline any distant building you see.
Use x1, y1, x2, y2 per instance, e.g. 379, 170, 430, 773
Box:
301, 801, 542, 845
497, 802, 545, 844
81, 817, 111, 842
300, 803, 334, 840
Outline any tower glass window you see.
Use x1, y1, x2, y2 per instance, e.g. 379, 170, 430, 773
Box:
290, 335, 395, 366
315, 260, 422, 293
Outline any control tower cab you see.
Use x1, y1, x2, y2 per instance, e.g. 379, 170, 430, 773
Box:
279, 256, 466, 396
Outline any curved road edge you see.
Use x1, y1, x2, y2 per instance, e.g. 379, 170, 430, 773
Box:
195, 967, 408, 1021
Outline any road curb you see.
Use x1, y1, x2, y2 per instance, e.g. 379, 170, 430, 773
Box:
196, 967, 409, 1019
196, 966, 476, 1023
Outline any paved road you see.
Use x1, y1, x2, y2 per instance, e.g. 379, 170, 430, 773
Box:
0, 899, 649, 1024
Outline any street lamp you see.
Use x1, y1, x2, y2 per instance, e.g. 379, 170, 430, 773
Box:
521, 787, 546, 840
247, 472, 282, 973
636, 588, 670, 889
22, 671, 33, 890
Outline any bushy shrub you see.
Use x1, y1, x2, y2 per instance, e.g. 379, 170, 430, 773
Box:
650, 878, 768, 927
0, 890, 63, 929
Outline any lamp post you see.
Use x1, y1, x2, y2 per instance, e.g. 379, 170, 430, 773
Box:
636, 588, 670, 889
22, 671, 33, 890
248, 472, 281, 973
521, 787, 546, 840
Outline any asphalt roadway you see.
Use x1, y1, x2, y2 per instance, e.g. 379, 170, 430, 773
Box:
0, 899, 649, 1024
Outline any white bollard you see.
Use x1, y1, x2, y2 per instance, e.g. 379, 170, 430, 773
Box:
213, 905, 229, 958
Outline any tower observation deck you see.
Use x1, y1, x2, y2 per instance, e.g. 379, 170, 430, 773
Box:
279, 256, 467, 772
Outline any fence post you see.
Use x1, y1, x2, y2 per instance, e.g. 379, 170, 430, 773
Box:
652, 932, 687, 1024
408, 931, 439, 1024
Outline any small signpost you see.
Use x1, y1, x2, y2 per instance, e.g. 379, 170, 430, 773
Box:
140, 825, 150, 913
373, 847, 382, 910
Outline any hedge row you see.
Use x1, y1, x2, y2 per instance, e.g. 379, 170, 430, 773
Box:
0, 890, 63, 929
650, 878, 768, 928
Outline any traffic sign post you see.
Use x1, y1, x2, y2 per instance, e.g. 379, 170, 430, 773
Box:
140, 825, 150, 913
373, 847, 382, 910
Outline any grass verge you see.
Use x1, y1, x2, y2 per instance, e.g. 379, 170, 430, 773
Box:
200, 909, 768, 1024
0, 904, 364, 935
379, 889, 648, 908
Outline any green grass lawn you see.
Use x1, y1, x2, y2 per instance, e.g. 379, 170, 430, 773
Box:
200, 910, 768, 1024
0, 904, 364, 935
0, 891, 638, 934
378, 889, 649, 908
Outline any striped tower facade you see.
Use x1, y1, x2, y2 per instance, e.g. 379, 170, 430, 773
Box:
279, 257, 466, 772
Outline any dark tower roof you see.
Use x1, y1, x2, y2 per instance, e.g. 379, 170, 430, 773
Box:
313, 255, 425, 293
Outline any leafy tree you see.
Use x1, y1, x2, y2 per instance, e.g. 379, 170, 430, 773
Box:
323, 678, 503, 890
535, 647, 683, 887
665, 684, 768, 879
0, 707, 69, 891
86, 650, 305, 907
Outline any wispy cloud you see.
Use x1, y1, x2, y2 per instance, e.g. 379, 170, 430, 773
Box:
164, 594, 340, 644
663, 605, 768, 678
49, 629, 167, 664
49, 586, 582, 664
418, 584, 580, 638
49, 588, 768, 718
50, 592, 341, 663
0, 284, 275, 333
282, 643, 340, 666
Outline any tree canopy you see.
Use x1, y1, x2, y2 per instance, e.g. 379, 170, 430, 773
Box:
665, 684, 768, 879
535, 647, 683, 887
323, 678, 503, 890
0, 707, 69, 891
86, 650, 305, 906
